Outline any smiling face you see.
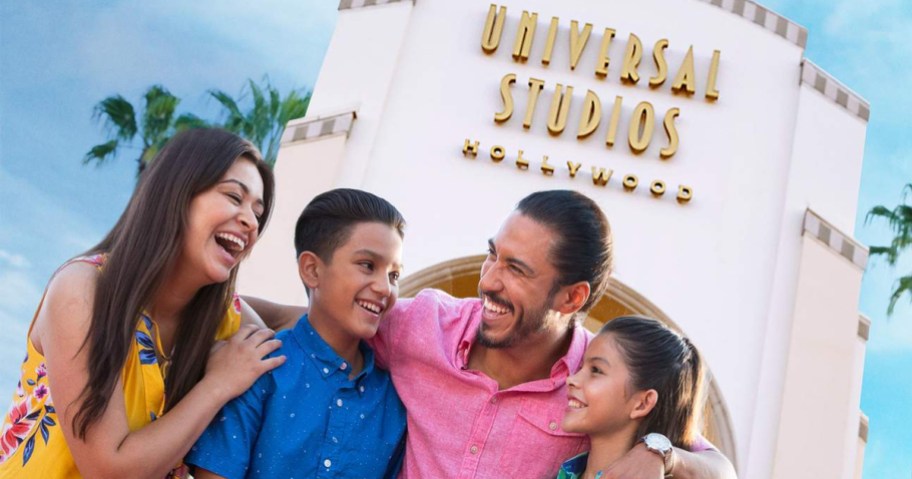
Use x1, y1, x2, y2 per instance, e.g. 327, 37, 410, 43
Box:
562, 333, 652, 438
476, 211, 564, 349
176, 157, 265, 287
306, 221, 404, 343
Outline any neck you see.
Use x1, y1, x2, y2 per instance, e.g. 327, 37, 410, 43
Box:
306, 305, 364, 375
147, 269, 201, 356
470, 320, 575, 390
584, 427, 640, 479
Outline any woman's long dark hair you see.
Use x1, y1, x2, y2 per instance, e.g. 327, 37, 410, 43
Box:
600, 316, 706, 449
72, 128, 275, 439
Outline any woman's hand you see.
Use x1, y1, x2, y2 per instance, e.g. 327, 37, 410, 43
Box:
203, 324, 286, 402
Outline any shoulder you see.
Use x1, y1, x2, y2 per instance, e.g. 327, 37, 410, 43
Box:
391, 288, 478, 321
32, 259, 102, 355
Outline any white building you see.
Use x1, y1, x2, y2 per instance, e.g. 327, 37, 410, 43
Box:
239, 1, 870, 477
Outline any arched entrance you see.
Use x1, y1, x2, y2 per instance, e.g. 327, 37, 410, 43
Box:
400, 255, 737, 466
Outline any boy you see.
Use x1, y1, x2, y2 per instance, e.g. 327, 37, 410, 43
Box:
186, 188, 407, 479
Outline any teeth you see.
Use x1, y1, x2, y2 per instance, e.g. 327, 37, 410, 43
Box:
357, 300, 382, 314
483, 296, 510, 315
216, 233, 246, 251
568, 399, 586, 409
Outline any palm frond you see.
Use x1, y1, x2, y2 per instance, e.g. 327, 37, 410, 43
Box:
887, 274, 912, 315
82, 139, 120, 166
141, 85, 180, 148
92, 96, 137, 141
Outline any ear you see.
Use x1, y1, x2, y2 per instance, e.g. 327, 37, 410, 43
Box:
553, 281, 591, 315
298, 251, 322, 291
629, 389, 658, 420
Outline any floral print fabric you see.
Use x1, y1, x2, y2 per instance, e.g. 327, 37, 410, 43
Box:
0, 255, 240, 478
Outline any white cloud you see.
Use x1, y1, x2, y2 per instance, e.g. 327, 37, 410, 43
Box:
0, 250, 30, 269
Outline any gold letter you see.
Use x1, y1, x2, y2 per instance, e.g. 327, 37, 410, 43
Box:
705, 49, 721, 100
516, 150, 530, 170
481, 5, 507, 54
591, 167, 613, 186
605, 95, 623, 147
649, 39, 669, 87
677, 185, 693, 203
494, 73, 517, 123
628, 101, 655, 154
577, 90, 601, 139
547, 84, 574, 135
595, 28, 616, 78
650, 180, 666, 196
620, 33, 642, 84
463, 139, 479, 157
569, 20, 593, 70
524, 78, 545, 129
660, 108, 680, 159
541, 155, 555, 175
567, 161, 582, 178
671, 46, 696, 95
542, 17, 559, 65
490, 145, 505, 162
623, 174, 638, 191
513, 11, 538, 62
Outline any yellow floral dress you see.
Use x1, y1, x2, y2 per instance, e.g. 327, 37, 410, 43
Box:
0, 255, 241, 478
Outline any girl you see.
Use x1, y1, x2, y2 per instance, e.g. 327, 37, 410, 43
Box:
559, 316, 707, 479
0, 128, 286, 478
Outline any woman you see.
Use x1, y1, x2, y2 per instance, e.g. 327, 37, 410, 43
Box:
558, 316, 707, 479
0, 128, 286, 478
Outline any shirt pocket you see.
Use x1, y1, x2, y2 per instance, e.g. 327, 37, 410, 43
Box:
498, 398, 586, 478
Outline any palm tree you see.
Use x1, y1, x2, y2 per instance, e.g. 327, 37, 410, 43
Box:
209, 77, 310, 167
866, 183, 912, 315
84, 85, 209, 176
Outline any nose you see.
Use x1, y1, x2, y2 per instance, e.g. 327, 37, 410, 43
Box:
239, 206, 259, 232
371, 272, 394, 297
478, 259, 503, 293
567, 368, 582, 389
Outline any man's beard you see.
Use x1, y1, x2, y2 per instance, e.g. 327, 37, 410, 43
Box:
475, 292, 554, 349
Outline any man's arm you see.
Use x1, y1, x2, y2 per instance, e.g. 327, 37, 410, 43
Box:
602, 444, 737, 479
241, 296, 307, 332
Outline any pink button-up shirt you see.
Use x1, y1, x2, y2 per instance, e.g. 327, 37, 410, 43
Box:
370, 289, 591, 479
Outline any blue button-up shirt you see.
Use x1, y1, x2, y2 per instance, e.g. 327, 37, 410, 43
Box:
186, 315, 406, 479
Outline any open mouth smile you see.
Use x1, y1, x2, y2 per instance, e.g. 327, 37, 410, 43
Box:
215, 232, 247, 258
356, 299, 386, 316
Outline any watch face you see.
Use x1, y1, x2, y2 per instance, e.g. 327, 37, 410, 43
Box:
644, 433, 673, 453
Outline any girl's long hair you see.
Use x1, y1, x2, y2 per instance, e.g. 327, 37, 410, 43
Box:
600, 316, 706, 449
72, 128, 275, 439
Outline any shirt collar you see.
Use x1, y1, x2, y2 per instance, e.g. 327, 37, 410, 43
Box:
456, 304, 592, 382
558, 452, 602, 479
292, 314, 376, 382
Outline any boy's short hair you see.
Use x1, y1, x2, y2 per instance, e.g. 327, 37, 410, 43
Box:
294, 188, 406, 261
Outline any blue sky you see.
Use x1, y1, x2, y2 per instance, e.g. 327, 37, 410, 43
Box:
1, 1, 909, 477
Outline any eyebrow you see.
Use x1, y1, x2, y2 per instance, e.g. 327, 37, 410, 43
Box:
589, 356, 611, 367
488, 239, 534, 276
219, 179, 265, 209
354, 249, 404, 270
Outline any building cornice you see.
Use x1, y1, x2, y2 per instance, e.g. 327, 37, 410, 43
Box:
280, 110, 357, 145
800, 59, 871, 122
802, 209, 868, 270
698, 0, 807, 48
339, 0, 413, 10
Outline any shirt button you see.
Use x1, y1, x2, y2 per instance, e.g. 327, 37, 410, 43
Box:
340, 362, 348, 370
336, 399, 343, 407
324, 459, 332, 468
470, 445, 479, 454
549, 421, 558, 431
359, 385, 365, 393
322, 367, 329, 374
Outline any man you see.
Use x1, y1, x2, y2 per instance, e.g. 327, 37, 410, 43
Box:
251, 190, 736, 479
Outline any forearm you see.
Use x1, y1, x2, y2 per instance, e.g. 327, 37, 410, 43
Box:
104, 379, 229, 479
670, 448, 737, 479
241, 295, 305, 331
